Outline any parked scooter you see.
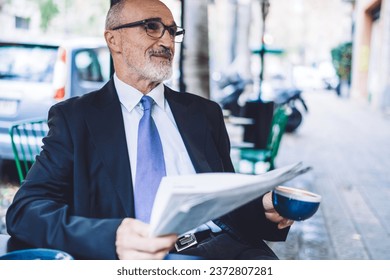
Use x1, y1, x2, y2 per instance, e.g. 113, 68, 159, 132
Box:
216, 73, 252, 117
216, 73, 308, 133
270, 87, 308, 133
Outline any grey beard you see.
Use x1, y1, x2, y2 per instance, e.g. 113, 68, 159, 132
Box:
141, 61, 173, 83
141, 47, 174, 82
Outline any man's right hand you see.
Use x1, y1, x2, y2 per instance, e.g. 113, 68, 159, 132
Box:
115, 218, 177, 260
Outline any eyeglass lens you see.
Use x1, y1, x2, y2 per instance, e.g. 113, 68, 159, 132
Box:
145, 21, 184, 42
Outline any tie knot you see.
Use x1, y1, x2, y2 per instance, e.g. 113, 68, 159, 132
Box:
141, 95, 154, 111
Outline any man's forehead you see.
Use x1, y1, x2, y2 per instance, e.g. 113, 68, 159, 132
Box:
123, 0, 174, 21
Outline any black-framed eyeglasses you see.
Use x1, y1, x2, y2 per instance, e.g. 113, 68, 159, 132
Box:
112, 18, 185, 43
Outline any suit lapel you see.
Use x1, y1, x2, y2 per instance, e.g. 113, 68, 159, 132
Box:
165, 87, 213, 173
84, 80, 134, 217
81, 83, 213, 217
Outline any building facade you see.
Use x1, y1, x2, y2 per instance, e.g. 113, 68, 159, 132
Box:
351, 0, 390, 112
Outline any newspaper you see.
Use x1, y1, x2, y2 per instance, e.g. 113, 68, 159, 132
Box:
149, 162, 311, 237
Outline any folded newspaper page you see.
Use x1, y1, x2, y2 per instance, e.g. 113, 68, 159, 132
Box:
149, 162, 310, 237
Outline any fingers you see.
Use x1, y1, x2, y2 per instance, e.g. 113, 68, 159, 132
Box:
117, 246, 169, 260
129, 233, 177, 253
264, 207, 294, 229
262, 192, 274, 212
263, 191, 294, 229
277, 219, 294, 229
116, 218, 178, 260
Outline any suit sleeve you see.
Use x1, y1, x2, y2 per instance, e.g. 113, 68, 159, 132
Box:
211, 102, 290, 244
6, 105, 122, 260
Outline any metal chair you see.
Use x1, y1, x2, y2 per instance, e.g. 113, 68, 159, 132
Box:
234, 106, 290, 174
9, 119, 48, 183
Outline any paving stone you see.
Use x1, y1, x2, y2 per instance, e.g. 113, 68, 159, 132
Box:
271, 90, 390, 259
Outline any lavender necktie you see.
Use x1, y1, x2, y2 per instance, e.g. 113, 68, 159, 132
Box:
134, 95, 166, 223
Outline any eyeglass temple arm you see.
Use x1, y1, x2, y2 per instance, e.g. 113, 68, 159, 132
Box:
176, 29, 185, 36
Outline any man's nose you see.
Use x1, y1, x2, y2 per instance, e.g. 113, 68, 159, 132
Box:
158, 33, 175, 56
159, 29, 175, 46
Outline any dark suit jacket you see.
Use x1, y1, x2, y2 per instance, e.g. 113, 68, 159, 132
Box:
6, 79, 288, 259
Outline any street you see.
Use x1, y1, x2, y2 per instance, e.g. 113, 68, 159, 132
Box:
268, 89, 390, 260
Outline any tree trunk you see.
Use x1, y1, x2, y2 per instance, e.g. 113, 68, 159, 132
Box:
183, 0, 210, 99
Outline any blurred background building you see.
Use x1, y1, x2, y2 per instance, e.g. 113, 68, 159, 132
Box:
1, 0, 389, 112
352, 0, 390, 113
0, 0, 108, 38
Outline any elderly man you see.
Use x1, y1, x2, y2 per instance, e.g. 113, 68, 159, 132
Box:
6, 0, 293, 260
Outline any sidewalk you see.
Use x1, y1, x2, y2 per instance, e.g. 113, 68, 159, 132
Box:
267, 90, 390, 260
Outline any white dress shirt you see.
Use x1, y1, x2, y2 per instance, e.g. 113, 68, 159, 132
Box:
114, 74, 221, 234
114, 74, 196, 184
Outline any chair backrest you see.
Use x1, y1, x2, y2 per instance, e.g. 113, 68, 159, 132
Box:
266, 106, 289, 168
9, 119, 48, 183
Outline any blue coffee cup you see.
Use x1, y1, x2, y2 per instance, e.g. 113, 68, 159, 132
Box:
272, 186, 321, 221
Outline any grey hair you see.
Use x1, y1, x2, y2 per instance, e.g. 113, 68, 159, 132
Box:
105, 0, 127, 30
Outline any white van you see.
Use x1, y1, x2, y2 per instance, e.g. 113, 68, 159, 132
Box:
0, 38, 111, 160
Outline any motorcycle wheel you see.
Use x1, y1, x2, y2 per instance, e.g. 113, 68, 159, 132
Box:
285, 107, 302, 133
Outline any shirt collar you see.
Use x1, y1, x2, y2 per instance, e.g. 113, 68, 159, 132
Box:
114, 73, 165, 112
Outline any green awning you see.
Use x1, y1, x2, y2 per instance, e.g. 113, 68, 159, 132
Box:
252, 44, 285, 55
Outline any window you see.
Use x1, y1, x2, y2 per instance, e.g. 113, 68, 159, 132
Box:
0, 44, 57, 83
15, 16, 30, 30
74, 49, 108, 82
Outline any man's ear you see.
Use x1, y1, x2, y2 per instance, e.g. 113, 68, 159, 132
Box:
104, 30, 121, 53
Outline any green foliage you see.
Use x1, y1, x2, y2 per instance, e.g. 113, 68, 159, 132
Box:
331, 42, 353, 82
38, 0, 59, 32
3, 0, 110, 35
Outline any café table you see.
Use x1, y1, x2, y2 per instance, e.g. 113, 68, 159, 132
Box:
0, 234, 34, 257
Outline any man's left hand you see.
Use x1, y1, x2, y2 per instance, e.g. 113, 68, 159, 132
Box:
262, 191, 294, 229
